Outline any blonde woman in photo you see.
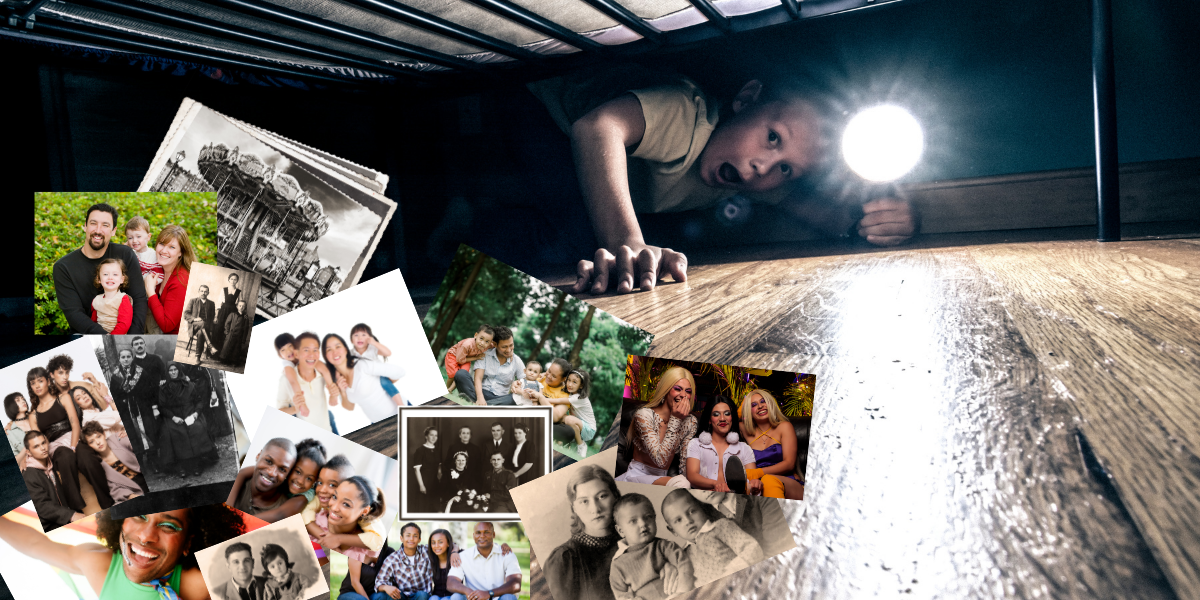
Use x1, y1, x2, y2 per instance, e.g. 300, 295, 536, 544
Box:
616, 366, 697, 488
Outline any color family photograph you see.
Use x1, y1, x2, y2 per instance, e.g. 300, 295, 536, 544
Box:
34, 192, 217, 335
616, 357, 814, 501
423, 245, 653, 461
227, 269, 448, 439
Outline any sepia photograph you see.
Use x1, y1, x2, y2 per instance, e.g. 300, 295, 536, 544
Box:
232, 407, 398, 565
139, 99, 396, 318
399, 406, 551, 521
0, 501, 264, 599
422, 245, 653, 461
616, 357, 814, 502
173, 262, 262, 374
512, 449, 797, 600
92, 335, 242, 510
227, 268, 448, 439
196, 514, 327, 600
34, 191, 218, 336
0, 337, 137, 532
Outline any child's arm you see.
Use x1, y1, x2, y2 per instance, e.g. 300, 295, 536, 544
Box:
716, 519, 764, 566
369, 338, 392, 358
778, 190, 916, 246
226, 466, 254, 506
666, 542, 695, 591
252, 495, 308, 523
608, 564, 635, 600
112, 296, 133, 334
305, 521, 325, 540
282, 365, 303, 397
312, 362, 340, 404
567, 94, 688, 295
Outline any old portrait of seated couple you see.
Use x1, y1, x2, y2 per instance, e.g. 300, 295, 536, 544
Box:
273, 325, 406, 434
180, 274, 252, 367
616, 367, 805, 501
446, 324, 598, 457
53, 202, 200, 335
0, 504, 248, 600
341, 522, 522, 600
7, 354, 149, 531
227, 437, 389, 564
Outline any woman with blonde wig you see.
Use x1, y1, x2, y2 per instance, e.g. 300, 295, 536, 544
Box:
615, 366, 697, 487
144, 224, 198, 334
740, 389, 804, 500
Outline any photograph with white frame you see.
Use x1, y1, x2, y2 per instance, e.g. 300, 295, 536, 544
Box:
196, 514, 327, 600
172, 262, 262, 374
399, 405, 551, 521
227, 268, 447, 439
233, 407, 399, 564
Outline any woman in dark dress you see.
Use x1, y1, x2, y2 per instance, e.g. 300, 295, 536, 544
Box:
544, 465, 623, 600
218, 299, 250, 364
156, 363, 217, 478
411, 426, 441, 513
212, 273, 241, 350
512, 424, 537, 486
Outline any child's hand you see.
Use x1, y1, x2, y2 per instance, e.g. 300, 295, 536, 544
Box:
857, 197, 916, 246
572, 243, 688, 295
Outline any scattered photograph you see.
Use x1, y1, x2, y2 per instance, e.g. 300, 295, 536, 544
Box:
422, 245, 653, 461
34, 191, 218, 335
172, 262, 262, 374
399, 406, 551, 521
227, 268, 447, 439
616, 357, 814, 502
92, 335, 241, 507
0, 501, 265, 599
511, 449, 796, 600
0, 337, 138, 531
196, 514, 327, 600
231, 407, 399, 565
138, 98, 396, 318
334, 520, 531, 600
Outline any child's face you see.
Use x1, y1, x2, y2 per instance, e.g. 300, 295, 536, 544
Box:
315, 467, 346, 507
99, 263, 125, 292
662, 496, 709, 542
266, 556, 289, 581
278, 343, 296, 363
546, 364, 566, 387
615, 502, 657, 547
126, 228, 150, 252
351, 331, 370, 350
699, 95, 820, 194
566, 373, 582, 394
525, 364, 542, 381
328, 481, 367, 526
475, 331, 494, 350
287, 457, 320, 496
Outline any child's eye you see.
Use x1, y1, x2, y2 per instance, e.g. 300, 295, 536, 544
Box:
780, 164, 792, 175
768, 130, 779, 143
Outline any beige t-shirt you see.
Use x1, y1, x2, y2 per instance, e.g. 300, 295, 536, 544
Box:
276, 365, 331, 432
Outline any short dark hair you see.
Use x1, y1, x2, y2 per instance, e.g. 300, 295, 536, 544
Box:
274, 333, 296, 352
322, 454, 354, 477
225, 542, 252, 560
295, 331, 320, 347
3, 393, 26, 421
47, 354, 74, 375
295, 438, 328, 470
476, 323, 496, 337
490, 450, 505, 459
260, 544, 292, 571
401, 522, 422, 537
97, 505, 246, 571
492, 325, 514, 343
263, 437, 297, 457
491, 421, 504, 431
613, 493, 655, 520
85, 203, 119, 227
82, 420, 106, 440
527, 360, 541, 370
23, 430, 48, 449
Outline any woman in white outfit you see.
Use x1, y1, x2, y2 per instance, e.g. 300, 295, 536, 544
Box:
322, 333, 407, 423
615, 365, 697, 488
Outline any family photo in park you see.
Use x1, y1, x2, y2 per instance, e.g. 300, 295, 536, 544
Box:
35, 192, 218, 336
423, 246, 653, 461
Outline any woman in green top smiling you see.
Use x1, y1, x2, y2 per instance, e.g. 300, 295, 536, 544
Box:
0, 504, 245, 599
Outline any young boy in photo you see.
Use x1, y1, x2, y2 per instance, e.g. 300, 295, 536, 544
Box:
445, 324, 496, 391
529, 66, 916, 294
21, 430, 84, 531
609, 493, 694, 600
124, 216, 164, 287
660, 488, 764, 587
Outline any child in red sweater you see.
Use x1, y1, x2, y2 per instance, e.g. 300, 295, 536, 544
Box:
90, 258, 132, 334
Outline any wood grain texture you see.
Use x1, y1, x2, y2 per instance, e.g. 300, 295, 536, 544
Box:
522, 237, 1199, 599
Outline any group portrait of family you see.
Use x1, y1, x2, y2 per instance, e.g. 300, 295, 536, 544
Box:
173, 263, 262, 374
423, 246, 653, 460
36, 193, 218, 336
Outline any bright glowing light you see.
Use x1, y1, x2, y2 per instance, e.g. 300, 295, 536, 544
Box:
842, 105, 924, 182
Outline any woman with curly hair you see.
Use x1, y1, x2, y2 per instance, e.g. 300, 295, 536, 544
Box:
0, 503, 246, 599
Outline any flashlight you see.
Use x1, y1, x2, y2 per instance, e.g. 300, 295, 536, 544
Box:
842, 105, 924, 182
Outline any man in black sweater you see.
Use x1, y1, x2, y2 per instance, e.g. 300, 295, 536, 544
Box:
52, 203, 148, 334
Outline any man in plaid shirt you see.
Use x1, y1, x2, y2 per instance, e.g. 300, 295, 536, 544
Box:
375, 523, 433, 600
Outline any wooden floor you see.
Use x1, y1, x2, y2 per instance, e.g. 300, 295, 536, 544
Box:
523, 232, 1200, 600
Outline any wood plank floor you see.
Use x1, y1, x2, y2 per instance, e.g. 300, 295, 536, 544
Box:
523, 234, 1200, 600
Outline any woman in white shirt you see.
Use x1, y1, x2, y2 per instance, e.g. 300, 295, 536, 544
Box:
323, 333, 407, 423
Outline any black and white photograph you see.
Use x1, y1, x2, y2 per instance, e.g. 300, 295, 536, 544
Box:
400, 405, 551, 521
173, 262, 262, 374
511, 448, 797, 600
92, 335, 242, 513
0, 337, 137, 531
138, 98, 397, 318
196, 514, 327, 600
231, 407, 398, 564
227, 269, 448, 439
